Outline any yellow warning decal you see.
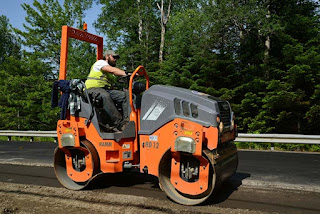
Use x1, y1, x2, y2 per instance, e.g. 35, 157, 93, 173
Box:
184, 130, 193, 135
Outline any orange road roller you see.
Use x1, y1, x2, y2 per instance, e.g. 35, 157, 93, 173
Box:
53, 25, 238, 205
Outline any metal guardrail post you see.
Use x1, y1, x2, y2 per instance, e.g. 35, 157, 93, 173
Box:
271, 143, 275, 151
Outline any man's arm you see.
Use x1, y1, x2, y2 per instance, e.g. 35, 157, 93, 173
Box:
101, 65, 126, 76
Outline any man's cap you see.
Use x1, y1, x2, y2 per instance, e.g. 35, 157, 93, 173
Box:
104, 50, 120, 58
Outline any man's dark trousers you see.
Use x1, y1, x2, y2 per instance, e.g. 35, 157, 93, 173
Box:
87, 87, 129, 128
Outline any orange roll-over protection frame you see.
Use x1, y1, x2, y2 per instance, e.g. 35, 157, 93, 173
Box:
58, 25, 104, 80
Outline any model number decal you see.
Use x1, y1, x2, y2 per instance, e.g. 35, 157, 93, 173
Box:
143, 141, 159, 149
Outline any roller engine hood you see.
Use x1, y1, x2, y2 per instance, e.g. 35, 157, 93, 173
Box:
139, 85, 233, 135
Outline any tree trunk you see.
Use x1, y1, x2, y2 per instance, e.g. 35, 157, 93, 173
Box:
264, 1, 271, 79
138, 0, 142, 43
264, 2, 271, 62
264, 35, 270, 58
157, 0, 171, 64
159, 25, 166, 63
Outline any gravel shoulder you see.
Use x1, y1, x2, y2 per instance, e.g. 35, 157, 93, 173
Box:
0, 182, 268, 214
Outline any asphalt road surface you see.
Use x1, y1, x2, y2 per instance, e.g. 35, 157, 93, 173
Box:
0, 141, 319, 213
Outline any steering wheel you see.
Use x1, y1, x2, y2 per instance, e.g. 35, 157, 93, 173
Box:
117, 71, 140, 84
117, 74, 130, 84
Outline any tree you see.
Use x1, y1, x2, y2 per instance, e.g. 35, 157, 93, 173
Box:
1, 0, 319, 137
15, 0, 95, 78
0, 0, 96, 131
0, 15, 58, 130
237, 0, 320, 134
0, 15, 21, 65
157, 0, 171, 63
95, 0, 160, 71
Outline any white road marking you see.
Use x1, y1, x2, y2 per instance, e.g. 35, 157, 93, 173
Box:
0, 158, 24, 161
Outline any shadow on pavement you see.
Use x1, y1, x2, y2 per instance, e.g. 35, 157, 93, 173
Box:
87, 171, 160, 190
205, 171, 251, 205
87, 170, 251, 205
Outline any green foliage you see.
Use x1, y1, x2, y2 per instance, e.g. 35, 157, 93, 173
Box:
0, 59, 59, 130
95, 0, 160, 71
67, 41, 97, 80
93, 0, 319, 138
0, 0, 94, 131
235, 142, 320, 152
15, 0, 94, 75
0, 16, 21, 64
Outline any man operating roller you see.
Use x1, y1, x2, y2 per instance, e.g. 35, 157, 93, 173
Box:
85, 50, 128, 132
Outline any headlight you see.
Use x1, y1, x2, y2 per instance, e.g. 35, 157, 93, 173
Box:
230, 112, 235, 130
219, 121, 224, 133
60, 133, 75, 147
175, 136, 196, 154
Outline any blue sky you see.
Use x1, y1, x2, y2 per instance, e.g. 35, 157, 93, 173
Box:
0, 0, 101, 34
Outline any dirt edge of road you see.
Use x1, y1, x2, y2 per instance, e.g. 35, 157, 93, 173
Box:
0, 182, 269, 214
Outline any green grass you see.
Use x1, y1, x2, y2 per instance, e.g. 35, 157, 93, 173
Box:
235, 142, 320, 152
0, 136, 57, 143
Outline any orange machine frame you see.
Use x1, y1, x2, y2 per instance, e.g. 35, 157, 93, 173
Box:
58, 25, 104, 80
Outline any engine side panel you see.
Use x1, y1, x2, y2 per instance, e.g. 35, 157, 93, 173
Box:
139, 118, 209, 177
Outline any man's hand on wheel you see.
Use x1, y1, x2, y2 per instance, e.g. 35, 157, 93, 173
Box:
125, 71, 138, 77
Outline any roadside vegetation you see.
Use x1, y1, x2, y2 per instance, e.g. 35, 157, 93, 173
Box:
235, 142, 320, 152
0, 0, 319, 150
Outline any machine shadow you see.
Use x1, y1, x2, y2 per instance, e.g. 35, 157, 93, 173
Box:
87, 171, 251, 205
87, 171, 160, 190
205, 171, 251, 205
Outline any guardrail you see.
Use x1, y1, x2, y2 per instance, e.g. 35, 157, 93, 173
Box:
236, 133, 320, 144
0, 130, 320, 145
0, 130, 57, 142
236, 133, 320, 150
